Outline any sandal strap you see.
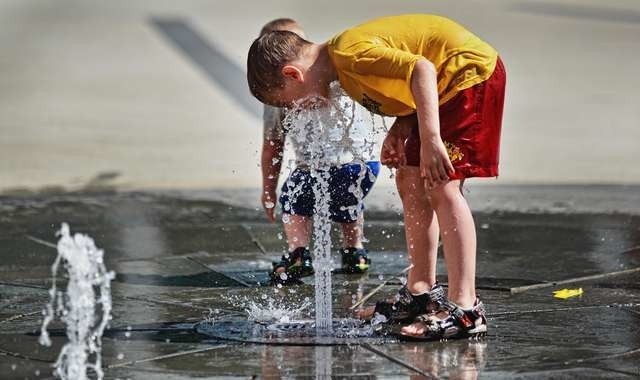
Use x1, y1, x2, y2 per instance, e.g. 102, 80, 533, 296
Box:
289, 247, 310, 263
403, 298, 488, 340
442, 299, 486, 329
341, 247, 370, 262
374, 283, 446, 321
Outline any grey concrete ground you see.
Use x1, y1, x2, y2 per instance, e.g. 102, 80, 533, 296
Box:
1, 0, 640, 193
2, 1, 640, 379
1, 190, 639, 379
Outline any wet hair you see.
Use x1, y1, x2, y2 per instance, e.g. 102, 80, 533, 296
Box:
260, 18, 299, 36
247, 30, 311, 103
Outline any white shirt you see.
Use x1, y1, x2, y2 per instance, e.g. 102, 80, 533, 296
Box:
262, 82, 379, 167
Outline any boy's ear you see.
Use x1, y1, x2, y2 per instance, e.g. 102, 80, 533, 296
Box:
282, 65, 304, 83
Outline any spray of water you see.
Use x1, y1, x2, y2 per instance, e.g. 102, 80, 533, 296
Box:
39, 223, 115, 380
221, 294, 311, 323
245, 297, 312, 324
280, 82, 382, 335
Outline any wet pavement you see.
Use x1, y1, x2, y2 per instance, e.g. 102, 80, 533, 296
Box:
1, 190, 639, 379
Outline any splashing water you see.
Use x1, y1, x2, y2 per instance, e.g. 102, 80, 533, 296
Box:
39, 223, 115, 380
281, 82, 382, 335
221, 293, 311, 324
245, 297, 312, 323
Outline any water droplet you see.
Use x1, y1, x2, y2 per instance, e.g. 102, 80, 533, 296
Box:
117, 353, 124, 360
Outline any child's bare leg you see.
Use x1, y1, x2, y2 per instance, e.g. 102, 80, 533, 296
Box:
269, 209, 318, 283
355, 167, 438, 319
283, 214, 312, 251
428, 179, 476, 308
396, 166, 439, 294
400, 179, 477, 335
340, 214, 364, 249
274, 214, 313, 275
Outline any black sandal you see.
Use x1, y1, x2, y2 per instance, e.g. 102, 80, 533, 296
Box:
369, 283, 446, 324
269, 247, 314, 285
397, 298, 487, 341
340, 247, 371, 274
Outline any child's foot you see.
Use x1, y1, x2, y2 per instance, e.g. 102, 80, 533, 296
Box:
356, 282, 445, 324
270, 247, 314, 285
340, 247, 371, 274
397, 298, 487, 341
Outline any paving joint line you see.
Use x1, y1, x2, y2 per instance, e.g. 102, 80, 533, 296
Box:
184, 256, 251, 287
0, 281, 48, 290
0, 311, 41, 324
106, 344, 228, 369
510, 266, 640, 293
0, 348, 53, 364
122, 295, 199, 310
25, 235, 57, 249
488, 303, 640, 319
240, 223, 268, 255
361, 343, 439, 379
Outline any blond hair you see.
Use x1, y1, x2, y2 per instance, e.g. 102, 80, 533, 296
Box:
247, 31, 311, 103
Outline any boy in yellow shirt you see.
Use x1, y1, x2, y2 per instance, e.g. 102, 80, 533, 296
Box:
246, 14, 506, 341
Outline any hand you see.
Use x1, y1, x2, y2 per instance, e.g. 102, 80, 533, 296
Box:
261, 189, 277, 222
420, 137, 455, 189
381, 132, 406, 168
380, 116, 415, 168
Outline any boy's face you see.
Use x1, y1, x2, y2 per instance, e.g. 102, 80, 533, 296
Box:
267, 76, 326, 108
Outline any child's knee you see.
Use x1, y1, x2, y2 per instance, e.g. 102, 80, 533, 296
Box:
428, 180, 464, 209
396, 167, 428, 203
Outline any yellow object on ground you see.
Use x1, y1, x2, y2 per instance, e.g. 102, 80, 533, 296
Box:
553, 288, 584, 299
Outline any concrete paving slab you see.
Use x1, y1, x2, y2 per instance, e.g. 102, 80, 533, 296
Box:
0, 191, 639, 378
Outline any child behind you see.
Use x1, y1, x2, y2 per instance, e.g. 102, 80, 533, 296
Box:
258, 19, 381, 285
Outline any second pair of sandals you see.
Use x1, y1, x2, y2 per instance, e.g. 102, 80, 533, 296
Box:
270, 246, 371, 285
357, 283, 488, 341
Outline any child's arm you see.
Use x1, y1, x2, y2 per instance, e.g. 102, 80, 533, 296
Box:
261, 137, 283, 222
261, 106, 286, 222
410, 59, 455, 188
380, 115, 415, 168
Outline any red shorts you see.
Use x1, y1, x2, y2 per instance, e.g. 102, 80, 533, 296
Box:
405, 57, 506, 179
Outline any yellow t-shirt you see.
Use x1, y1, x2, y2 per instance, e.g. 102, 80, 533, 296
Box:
327, 14, 498, 116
